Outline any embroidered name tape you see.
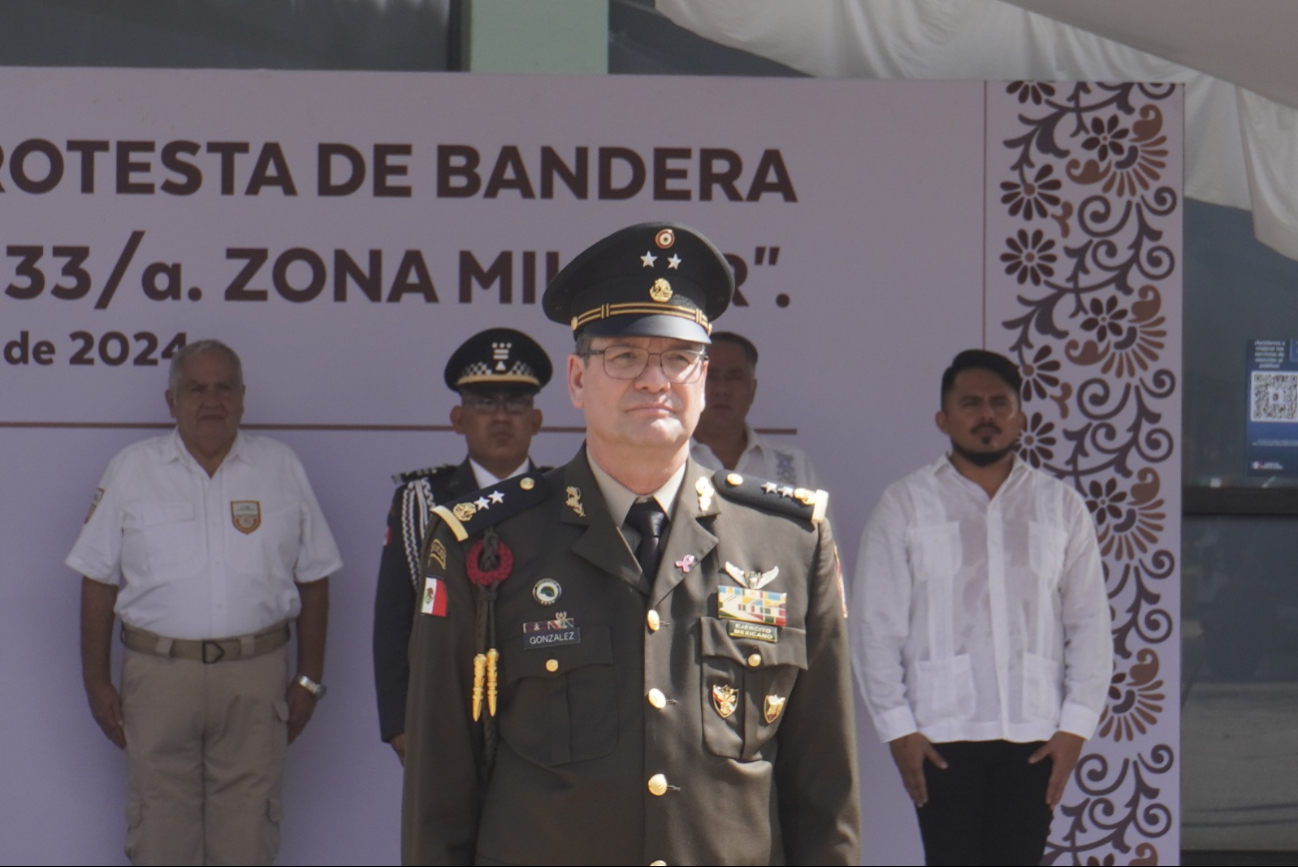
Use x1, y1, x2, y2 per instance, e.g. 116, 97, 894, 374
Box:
727, 621, 780, 643
523, 628, 581, 649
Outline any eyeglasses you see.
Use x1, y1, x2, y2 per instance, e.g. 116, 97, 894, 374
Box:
461, 395, 535, 415
581, 346, 708, 383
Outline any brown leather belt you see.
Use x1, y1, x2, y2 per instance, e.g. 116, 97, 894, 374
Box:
121, 620, 291, 664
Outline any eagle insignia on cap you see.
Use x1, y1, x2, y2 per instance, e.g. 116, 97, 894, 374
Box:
649, 279, 673, 303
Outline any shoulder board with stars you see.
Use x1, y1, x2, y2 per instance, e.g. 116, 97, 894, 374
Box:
429, 472, 548, 542
391, 463, 459, 485
713, 470, 828, 525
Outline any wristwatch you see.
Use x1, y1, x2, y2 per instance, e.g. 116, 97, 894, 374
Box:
295, 673, 327, 699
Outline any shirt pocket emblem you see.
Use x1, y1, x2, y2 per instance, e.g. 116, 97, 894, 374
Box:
231, 500, 261, 535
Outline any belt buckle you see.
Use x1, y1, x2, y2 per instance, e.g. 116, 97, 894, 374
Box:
201, 640, 226, 664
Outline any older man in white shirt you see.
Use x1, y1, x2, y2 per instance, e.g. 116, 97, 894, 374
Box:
855, 349, 1112, 866
70, 339, 341, 866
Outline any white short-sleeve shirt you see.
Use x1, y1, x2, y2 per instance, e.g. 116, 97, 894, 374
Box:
66, 430, 343, 640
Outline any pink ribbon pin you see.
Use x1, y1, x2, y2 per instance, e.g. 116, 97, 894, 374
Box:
675, 554, 697, 574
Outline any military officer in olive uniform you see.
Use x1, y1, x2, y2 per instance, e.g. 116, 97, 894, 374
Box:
373, 328, 551, 761
402, 223, 860, 865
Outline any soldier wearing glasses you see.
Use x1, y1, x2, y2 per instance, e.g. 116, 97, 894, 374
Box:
373, 328, 551, 762
401, 224, 860, 865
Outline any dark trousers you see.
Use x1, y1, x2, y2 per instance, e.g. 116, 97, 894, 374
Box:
916, 740, 1052, 867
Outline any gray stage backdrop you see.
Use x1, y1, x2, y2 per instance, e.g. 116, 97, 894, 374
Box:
0, 71, 1181, 865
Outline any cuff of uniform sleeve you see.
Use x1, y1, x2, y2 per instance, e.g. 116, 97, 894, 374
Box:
1059, 701, 1101, 739
66, 557, 116, 584
873, 705, 919, 744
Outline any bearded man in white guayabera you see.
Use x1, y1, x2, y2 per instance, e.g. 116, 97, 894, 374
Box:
856, 348, 1112, 866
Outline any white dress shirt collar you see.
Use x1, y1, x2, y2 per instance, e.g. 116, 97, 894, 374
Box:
469, 457, 530, 490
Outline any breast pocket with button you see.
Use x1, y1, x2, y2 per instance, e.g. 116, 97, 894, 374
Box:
229, 504, 299, 577
699, 616, 807, 761
906, 521, 961, 584
497, 625, 617, 766
131, 502, 199, 576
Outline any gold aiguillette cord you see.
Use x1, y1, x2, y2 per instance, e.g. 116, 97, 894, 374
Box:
486, 648, 499, 717
471, 653, 487, 721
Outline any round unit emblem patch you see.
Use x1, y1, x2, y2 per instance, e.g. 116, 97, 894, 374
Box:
533, 578, 562, 605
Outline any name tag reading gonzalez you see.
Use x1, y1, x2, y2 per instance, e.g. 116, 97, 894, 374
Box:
522, 613, 581, 649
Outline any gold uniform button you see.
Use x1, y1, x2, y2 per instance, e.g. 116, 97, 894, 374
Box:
747, 652, 762, 668
647, 688, 667, 709
726, 472, 743, 486
519, 477, 535, 491
545, 659, 559, 673
647, 773, 668, 796
650, 862, 667, 866
646, 610, 661, 632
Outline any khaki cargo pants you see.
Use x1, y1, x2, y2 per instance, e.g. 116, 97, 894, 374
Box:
121, 644, 289, 866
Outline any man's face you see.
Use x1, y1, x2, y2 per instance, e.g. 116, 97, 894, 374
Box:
166, 350, 245, 453
936, 368, 1025, 464
450, 390, 543, 472
701, 340, 756, 432
568, 335, 708, 454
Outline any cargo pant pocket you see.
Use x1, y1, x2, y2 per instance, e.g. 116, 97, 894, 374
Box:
124, 799, 144, 863
261, 798, 283, 865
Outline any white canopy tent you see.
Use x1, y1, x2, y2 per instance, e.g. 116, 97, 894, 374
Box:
657, 0, 1298, 261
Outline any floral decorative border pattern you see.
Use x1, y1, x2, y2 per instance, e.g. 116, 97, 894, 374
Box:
986, 82, 1183, 865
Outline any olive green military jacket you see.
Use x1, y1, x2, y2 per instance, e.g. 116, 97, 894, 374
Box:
402, 450, 860, 865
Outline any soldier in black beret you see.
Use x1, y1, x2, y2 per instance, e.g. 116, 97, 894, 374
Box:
403, 224, 860, 865
372, 327, 551, 762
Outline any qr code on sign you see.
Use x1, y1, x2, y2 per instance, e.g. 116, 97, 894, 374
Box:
1251, 372, 1298, 421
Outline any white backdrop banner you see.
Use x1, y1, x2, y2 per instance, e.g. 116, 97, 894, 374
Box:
0, 69, 1180, 865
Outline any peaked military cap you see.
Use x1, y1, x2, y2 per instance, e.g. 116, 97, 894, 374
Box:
444, 327, 553, 393
542, 222, 733, 343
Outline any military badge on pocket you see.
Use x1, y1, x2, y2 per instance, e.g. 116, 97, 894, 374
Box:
763, 694, 787, 724
712, 683, 738, 719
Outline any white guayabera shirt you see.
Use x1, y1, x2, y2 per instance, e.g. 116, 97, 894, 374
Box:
853, 455, 1113, 745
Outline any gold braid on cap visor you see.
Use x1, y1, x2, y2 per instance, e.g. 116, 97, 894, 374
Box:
455, 374, 542, 387
570, 302, 712, 334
